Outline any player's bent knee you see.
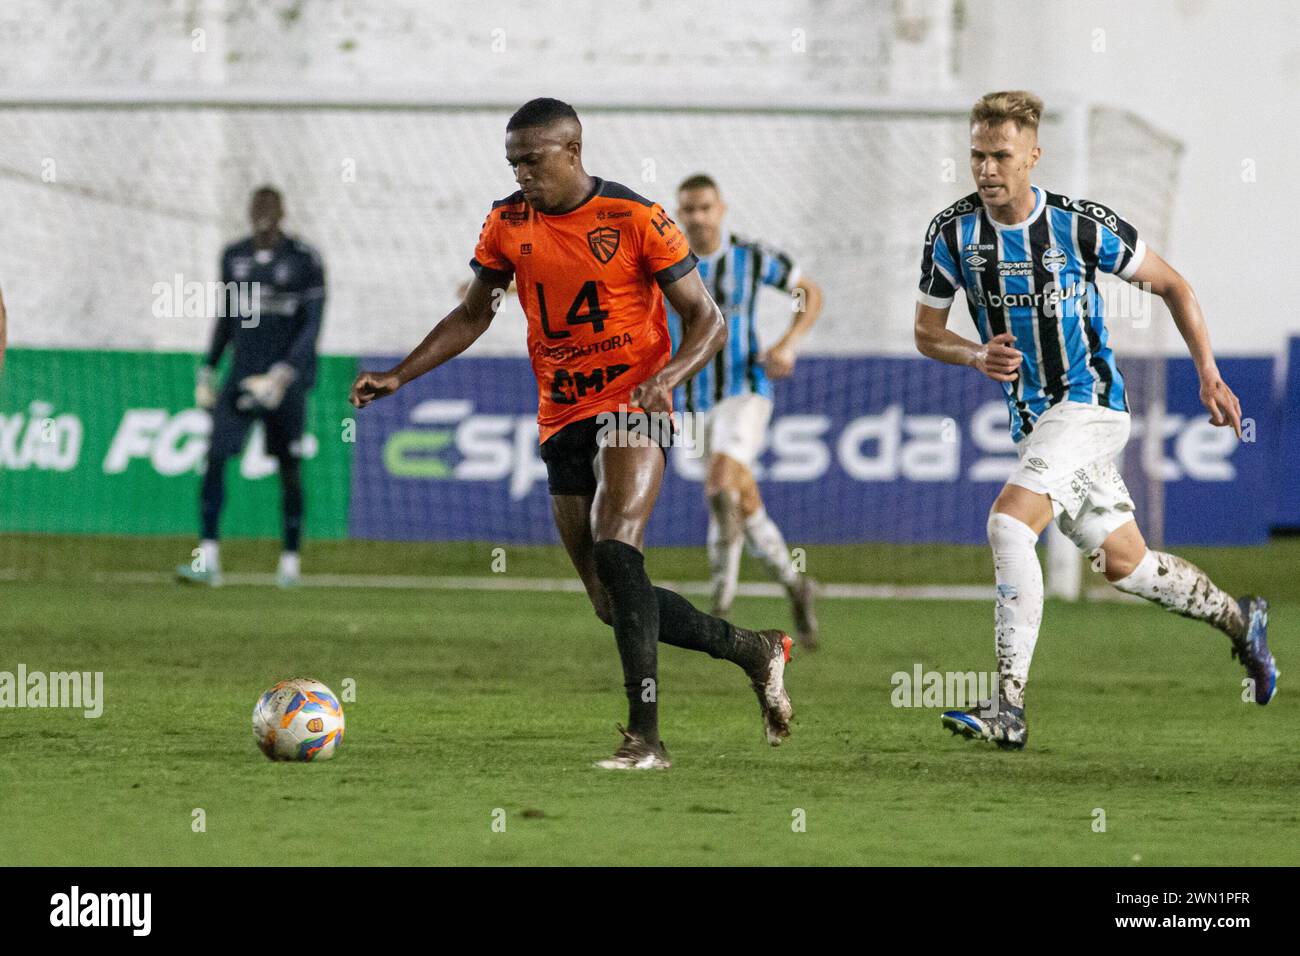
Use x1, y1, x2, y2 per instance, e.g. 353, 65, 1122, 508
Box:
591, 538, 647, 595
987, 511, 1040, 551
1103, 562, 1137, 583
991, 484, 1054, 532
1101, 544, 1146, 582
1098, 521, 1146, 582
707, 487, 741, 516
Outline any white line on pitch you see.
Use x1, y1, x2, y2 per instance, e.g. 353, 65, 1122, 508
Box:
2, 568, 1142, 602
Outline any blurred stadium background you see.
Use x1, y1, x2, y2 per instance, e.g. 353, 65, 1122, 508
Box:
1, 0, 1297, 592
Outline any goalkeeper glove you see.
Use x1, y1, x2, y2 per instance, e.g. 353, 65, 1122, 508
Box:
237, 362, 297, 412
195, 365, 217, 410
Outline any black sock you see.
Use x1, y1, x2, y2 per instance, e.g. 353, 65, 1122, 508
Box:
593, 539, 659, 743
278, 455, 304, 552
653, 586, 739, 660
199, 453, 228, 539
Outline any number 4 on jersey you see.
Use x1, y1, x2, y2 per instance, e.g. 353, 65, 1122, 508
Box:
537, 281, 608, 339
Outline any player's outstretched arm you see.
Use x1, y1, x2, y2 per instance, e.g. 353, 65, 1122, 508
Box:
764, 275, 823, 379
914, 301, 1022, 382
1129, 249, 1242, 438
349, 274, 509, 409
630, 269, 725, 414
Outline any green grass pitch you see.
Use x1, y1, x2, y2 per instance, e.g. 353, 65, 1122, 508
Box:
1, 536, 1296, 866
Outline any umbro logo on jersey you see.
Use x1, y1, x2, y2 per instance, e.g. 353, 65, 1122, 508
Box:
965, 254, 987, 267
1041, 247, 1067, 272
587, 226, 621, 264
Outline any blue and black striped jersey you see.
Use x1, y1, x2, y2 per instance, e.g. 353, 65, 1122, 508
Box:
918, 185, 1145, 441
666, 233, 800, 413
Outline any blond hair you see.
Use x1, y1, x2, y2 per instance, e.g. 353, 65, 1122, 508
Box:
970, 91, 1044, 133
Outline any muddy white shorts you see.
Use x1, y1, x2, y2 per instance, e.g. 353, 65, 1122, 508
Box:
1008, 400, 1137, 553
702, 393, 773, 468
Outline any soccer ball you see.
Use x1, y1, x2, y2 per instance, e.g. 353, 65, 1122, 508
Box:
252, 677, 345, 762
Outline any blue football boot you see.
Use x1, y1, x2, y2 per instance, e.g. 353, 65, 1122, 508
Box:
1232, 596, 1277, 705
941, 697, 1027, 750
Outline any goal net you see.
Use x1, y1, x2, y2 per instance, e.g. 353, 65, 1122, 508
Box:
0, 94, 1183, 586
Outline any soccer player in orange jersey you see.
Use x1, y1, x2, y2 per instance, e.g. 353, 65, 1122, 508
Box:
350, 99, 793, 770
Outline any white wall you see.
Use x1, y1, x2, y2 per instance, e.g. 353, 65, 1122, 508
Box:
1, 0, 1293, 358
0, 0, 887, 97
957, 0, 1300, 357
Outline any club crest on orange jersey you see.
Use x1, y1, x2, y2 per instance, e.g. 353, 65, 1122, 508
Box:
587, 226, 621, 264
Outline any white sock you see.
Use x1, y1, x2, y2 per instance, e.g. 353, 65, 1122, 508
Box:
987, 512, 1043, 709
278, 552, 300, 578
744, 507, 799, 588
199, 539, 220, 575
707, 490, 743, 611
1110, 549, 1245, 639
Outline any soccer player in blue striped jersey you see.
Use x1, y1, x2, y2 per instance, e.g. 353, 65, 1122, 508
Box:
666, 174, 824, 648
914, 91, 1275, 749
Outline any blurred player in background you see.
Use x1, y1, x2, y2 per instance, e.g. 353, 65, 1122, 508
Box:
667, 174, 823, 648
177, 186, 326, 588
914, 91, 1275, 749
351, 99, 794, 770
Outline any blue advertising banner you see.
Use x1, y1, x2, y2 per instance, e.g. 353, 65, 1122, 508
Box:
348, 355, 1276, 546
1273, 336, 1300, 529
1160, 357, 1275, 543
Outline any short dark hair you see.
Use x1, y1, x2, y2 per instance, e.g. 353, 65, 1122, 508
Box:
678, 173, 719, 194
507, 98, 580, 131
252, 185, 282, 202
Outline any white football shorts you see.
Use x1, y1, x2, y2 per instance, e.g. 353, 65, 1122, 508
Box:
702, 393, 773, 469
1008, 400, 1137, 553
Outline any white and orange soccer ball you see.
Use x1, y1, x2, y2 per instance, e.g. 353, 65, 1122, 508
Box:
252, 677, 345, 762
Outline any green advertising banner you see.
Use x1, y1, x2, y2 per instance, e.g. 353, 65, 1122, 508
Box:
0, 349, 356, 538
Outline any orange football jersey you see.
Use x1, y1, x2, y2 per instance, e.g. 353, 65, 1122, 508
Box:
471, 178, 697, 443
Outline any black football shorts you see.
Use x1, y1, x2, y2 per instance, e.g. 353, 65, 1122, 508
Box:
539, 413, 672, 496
